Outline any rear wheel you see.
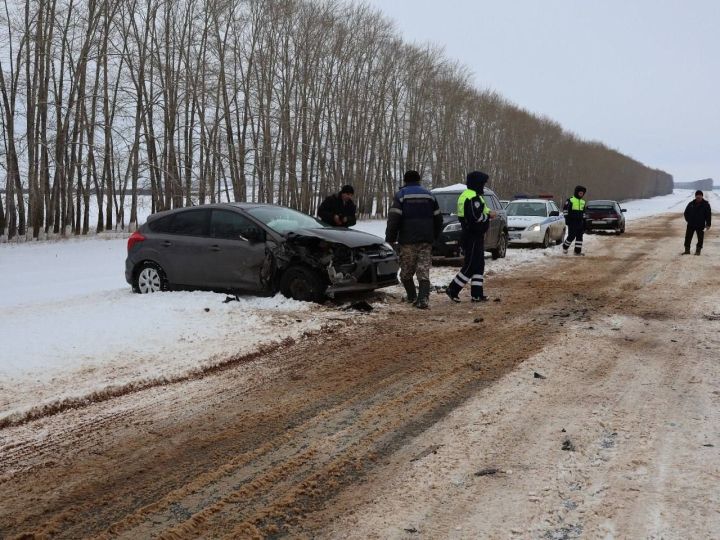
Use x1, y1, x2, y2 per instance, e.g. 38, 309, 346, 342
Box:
491, 232, 508, 259
556, 228, 566, 245
133, 262, 167, 294
280, 265, 326, 302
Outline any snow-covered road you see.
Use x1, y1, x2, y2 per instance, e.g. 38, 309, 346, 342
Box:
0, 189, 711, 425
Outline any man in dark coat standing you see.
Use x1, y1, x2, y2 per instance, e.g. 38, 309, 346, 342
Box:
318, 185, 357, 227
385, 170, 443, 309
683, 190, 711, 255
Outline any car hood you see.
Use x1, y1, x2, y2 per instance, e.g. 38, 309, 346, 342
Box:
507, 216, 545, 228
286, 227, 386, 248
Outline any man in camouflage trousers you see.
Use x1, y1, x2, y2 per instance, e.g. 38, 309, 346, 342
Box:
385, 170, 443, 309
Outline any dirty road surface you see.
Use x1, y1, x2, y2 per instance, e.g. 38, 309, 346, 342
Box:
2, 214, 719, 538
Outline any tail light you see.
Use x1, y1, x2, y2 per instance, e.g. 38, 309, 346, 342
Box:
127, 231, 145, 252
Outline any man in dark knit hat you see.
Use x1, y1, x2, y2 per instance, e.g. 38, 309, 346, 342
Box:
318, 185, 357, 227
446, 170, 497, 302
683, 190, 711, 255
385, 170, 443, 309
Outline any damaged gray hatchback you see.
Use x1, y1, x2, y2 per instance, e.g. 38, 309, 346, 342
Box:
125, 203, 399, 302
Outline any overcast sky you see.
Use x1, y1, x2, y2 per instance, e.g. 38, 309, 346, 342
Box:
363, 0, 719, 183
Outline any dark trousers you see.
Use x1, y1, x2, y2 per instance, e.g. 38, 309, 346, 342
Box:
685, 226, 704, 251
563, 223, 584, 253
448, 236, 485, 298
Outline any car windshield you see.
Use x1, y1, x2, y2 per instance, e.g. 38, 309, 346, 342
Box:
246, 206, 325, 233
434, 193, 460, 214
506, 202, 547, 217
587, 205, 615, 211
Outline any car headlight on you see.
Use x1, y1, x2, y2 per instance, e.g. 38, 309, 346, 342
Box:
443, 222, 462, 233
527, 224, 541, 232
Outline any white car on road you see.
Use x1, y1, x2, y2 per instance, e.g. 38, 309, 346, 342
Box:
506, 199, 566, 248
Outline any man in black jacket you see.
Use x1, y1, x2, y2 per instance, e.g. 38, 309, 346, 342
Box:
385, 170, 443, 309
318, 185, 357, 227
683, 190, 711, 255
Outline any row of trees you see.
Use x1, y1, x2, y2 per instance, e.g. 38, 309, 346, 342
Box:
0, 0, 672, 240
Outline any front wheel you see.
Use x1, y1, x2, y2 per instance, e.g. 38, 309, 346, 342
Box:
280, 265, 326, 302
491, 232, 508, 259
133, 262, 168, 294
541, 230, 550, 248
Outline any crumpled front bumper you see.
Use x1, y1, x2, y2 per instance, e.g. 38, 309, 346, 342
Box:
326, 251, 399, 294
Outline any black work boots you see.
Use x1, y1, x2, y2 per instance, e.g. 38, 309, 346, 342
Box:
401, 279, 417, 304
414, 280, 431, 309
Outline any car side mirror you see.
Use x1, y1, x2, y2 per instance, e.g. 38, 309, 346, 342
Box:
244, 227, 266, 243
549, 210, 560, 217
620, 208, 627, 213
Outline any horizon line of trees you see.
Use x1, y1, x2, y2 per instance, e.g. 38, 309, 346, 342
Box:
0, 0, 673, 240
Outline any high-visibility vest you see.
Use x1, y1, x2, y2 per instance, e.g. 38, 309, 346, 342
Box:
457, 189, 488, 217
569, 196, 586, 211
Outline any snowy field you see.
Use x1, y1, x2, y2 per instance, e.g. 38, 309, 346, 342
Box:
0, 189, 712, 425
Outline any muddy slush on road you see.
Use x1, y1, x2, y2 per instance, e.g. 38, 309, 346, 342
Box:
2, 214, 719, 538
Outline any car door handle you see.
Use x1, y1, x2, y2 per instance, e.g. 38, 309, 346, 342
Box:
210, 245, 221, 252
161, 240, 172, 247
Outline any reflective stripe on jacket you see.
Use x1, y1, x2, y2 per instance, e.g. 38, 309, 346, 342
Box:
563, 196, 586, 224
458, 188, 490, 237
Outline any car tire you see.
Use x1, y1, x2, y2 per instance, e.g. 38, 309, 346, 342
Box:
491, 232, 508, 259
541, 230, 550, 249
133, 261, 168, 294
556, 228, 565, 245
280, 265, 326, 302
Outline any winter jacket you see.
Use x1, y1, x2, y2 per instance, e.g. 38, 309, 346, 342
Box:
318, 193, 357, 227
684, 199, 711, 230
563, 185, 587, 226
458, 189, 491, 239
385, 183, 443, 245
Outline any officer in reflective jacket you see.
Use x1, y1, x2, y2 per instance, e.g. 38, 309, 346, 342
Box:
562, 185, 587, 255
446, 171, 497, 302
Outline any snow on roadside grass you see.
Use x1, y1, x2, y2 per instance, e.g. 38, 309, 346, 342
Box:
0, 288, 345, 426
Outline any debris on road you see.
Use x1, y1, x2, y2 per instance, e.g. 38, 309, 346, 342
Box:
562, 438, 576, 451
474, 467, 501, 477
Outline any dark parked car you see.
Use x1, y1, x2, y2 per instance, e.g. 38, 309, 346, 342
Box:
430, 185, 508, 259
584, 200, 627, 234
125, 203, 399, 302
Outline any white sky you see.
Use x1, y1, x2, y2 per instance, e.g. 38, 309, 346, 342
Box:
363, 0, 720, 183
